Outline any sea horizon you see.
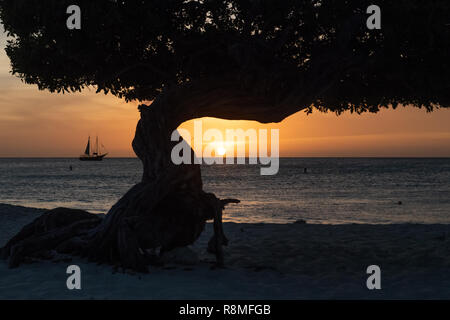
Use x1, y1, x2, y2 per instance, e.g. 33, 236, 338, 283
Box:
1, 157, 449, 225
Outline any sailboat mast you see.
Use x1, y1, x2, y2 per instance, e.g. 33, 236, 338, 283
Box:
96, 136, 99, 155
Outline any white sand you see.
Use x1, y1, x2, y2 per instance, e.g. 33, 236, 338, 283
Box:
1, 203, 450, 299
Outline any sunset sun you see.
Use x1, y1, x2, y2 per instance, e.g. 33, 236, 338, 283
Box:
216, 146, 227, 156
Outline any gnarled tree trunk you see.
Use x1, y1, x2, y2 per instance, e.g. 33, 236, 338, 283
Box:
80, 94, 242, 271
0, 86, 249, 272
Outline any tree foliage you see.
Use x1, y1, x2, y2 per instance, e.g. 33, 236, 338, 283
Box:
1, 0, 449, 116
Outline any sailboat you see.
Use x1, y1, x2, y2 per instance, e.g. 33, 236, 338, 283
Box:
79, 136, 108, 161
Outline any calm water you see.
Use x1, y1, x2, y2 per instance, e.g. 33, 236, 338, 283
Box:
0, 158, 449, 224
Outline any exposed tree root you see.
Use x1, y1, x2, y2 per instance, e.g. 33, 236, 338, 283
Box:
1, 96, 240, 272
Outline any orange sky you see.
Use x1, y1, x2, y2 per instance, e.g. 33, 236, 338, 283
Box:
1, 30, 449, 158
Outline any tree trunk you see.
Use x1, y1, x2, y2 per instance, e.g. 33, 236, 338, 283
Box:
1, 93, 239, 272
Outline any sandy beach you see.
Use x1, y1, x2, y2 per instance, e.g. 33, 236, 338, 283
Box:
1, 203, 450, 299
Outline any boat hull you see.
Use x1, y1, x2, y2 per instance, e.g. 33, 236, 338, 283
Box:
79, 154, 107, 161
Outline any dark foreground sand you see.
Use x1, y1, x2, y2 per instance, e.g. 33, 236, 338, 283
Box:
1, 203, 450, 299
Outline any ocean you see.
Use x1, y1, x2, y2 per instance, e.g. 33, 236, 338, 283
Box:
0, 158, 449, 224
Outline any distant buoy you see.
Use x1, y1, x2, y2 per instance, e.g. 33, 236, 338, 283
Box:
398, 201, 402, 205
69, 165, 73, 171
304, 168, 308, 174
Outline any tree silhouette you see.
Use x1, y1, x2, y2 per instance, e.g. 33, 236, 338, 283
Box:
1, 0, 449, 271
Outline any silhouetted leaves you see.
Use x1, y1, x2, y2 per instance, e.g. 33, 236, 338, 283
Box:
0, 0, 448, 113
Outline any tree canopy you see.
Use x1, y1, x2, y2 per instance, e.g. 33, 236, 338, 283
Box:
1, 0, 449, 121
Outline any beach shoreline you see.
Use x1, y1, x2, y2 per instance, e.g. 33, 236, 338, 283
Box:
1, 203, 450, 299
